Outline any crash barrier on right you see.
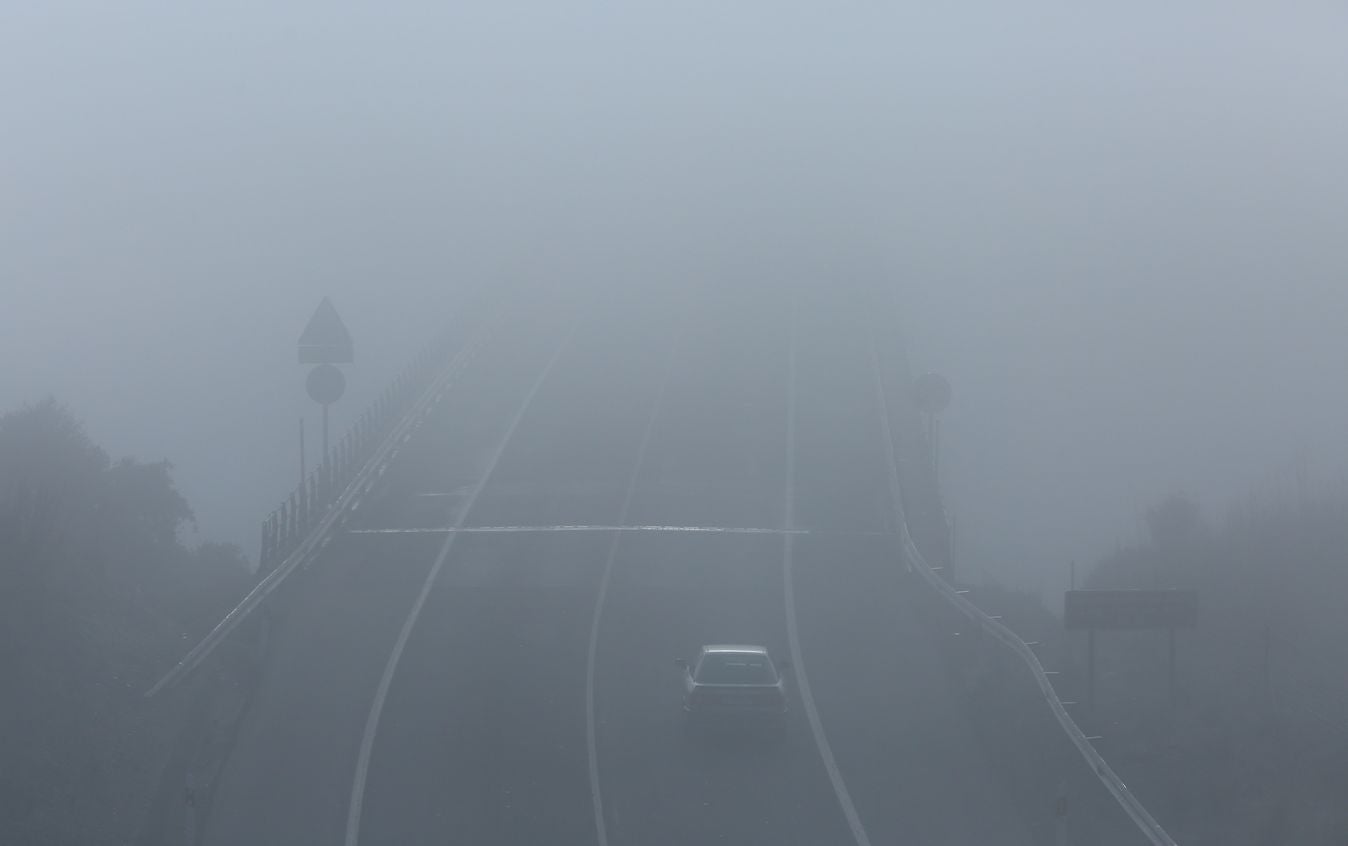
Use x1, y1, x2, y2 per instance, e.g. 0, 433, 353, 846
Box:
867, 330, 1177, 846
899, 560, 1157, 844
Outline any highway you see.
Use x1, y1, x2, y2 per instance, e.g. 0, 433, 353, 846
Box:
202, 285, 1035, 845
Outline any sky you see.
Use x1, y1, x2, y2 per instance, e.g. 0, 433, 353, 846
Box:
2, 2, 1346, 593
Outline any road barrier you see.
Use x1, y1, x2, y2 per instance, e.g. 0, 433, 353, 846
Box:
146, 304, 502, 697
259, 327, 462, 577
867, 332, 1178, 846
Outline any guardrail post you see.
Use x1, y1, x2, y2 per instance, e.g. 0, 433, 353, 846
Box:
268, 514, 279, 569
292, 488, 303, 537
1168, 627, 1177, 709
259, 518, 271, 576
270, 514, 281, 569
280, 498, 291, 552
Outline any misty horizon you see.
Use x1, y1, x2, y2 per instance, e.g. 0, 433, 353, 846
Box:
6, 4, 1346, 594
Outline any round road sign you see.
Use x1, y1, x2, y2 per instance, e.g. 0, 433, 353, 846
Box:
914, 372, 952, 414
306, 363, 346, 405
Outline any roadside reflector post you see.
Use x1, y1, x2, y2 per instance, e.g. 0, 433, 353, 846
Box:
1168, 626, 1177, 710
1054, 781, 1069, 846
1263, 623, 1273, 716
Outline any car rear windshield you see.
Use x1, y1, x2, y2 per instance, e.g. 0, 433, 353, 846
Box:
695, 653, 776, 684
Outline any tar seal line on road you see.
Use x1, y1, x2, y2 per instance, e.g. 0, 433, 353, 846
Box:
782, 299, 874, 846
344, 325, 575, 846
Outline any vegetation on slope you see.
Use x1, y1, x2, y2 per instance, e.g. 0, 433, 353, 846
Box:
0, 398, 251, 843
971, 485, 1348, 844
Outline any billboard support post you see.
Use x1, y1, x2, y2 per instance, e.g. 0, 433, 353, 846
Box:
1065, 589, 1197, 712
1088, 628, 1096, 713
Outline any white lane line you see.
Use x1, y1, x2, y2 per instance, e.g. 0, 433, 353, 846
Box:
585, 364, 672, 846
345, 524, 831, 536
343, 328, 573, 846
782, 301, 873, 846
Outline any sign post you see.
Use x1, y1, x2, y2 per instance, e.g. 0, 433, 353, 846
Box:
1168, 627, 1178, 708
1064, 589, 1198, 712
306, 364, 346, 459
298, 297, 354, 466
1087, 628, 1096, 712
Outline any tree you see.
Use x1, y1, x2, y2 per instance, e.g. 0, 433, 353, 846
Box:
0, 397, 252, 845
0, 398, 108, 556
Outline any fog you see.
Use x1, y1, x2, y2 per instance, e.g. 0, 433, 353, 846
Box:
4, 0, 1347, 596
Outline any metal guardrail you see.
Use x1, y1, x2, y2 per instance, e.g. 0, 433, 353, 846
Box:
867, 334, 1178, 846
257, 334, 450, 577
145, 314, 501, 697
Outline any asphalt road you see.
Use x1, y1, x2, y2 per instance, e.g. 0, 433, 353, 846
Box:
202, 285, 1034, 846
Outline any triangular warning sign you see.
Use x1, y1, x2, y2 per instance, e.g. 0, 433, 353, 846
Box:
298, 297, 354, 364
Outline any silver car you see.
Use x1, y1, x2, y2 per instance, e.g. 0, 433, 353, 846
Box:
675, 644, 790, 721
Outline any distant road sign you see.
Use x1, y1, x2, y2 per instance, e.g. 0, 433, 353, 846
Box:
299, 297, 354, 364
914, 372, 952, 414
306, 363, 346, 405
1065, 589, 1197, 631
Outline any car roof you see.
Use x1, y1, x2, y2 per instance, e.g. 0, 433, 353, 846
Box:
700, 644, 770, 655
